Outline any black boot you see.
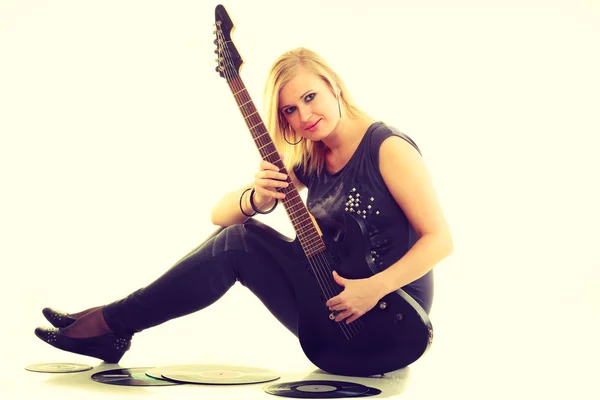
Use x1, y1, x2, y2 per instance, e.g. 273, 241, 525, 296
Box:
34, 327, 131, 364
42, 307, 77, 328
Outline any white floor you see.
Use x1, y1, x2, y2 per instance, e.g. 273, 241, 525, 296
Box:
3, 279, 597, 399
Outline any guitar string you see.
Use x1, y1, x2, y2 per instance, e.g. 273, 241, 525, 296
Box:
216, 28, 361, 337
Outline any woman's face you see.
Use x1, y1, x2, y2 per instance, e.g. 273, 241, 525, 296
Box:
278, 67, 340, 141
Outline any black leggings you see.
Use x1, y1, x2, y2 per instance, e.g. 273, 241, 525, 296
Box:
102, 220, 299, 337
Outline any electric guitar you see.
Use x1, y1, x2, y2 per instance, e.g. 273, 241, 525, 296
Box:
212, 4, 433, 377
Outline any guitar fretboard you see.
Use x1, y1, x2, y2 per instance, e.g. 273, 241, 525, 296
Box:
227, 76, 325, 258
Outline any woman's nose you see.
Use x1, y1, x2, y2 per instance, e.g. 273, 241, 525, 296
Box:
298, 106, 311, 122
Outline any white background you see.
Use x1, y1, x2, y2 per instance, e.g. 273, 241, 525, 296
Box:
1, 0, 599, 399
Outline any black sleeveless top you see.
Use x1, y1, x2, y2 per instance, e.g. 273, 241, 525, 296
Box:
293, 121, 434, 313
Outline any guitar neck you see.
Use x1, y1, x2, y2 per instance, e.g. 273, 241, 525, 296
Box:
226, 76, 325, 258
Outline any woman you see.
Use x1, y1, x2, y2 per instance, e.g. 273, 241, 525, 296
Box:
35, 47, 453, 367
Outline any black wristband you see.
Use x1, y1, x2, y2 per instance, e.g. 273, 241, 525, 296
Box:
239, 188, 256, 218
249, 188, 278, 214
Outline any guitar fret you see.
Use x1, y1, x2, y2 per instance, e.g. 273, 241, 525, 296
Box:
289, 214, 310, 225
295, 221, 314, 233
262, 149, 277, 158
304, 236, 322, 247
244, 111, 257, 120
258, 142, 271, 151
286, 207, 304, 217
254, 132, 268, 140
233, 88, 246, 96
249, 121, 262, 130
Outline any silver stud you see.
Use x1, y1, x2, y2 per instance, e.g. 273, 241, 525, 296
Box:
370, 197, 374, 201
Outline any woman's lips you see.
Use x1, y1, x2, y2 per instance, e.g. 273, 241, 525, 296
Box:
306, 119, 321, 132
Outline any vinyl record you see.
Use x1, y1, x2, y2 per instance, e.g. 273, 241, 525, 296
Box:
147, 364, 280, 385
25, 363, 93, 373
264, 380, 373, 398
358, 387, 382, 397
91, 367, 182, 386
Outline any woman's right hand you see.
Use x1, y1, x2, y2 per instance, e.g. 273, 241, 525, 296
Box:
252, 156, 289, 206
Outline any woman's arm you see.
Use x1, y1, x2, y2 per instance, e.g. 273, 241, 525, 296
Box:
374, 136, 454, 293
210, 167, 306, 227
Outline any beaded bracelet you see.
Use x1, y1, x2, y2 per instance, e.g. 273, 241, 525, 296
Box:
249, 188, 278, 215
239, 188, 256, 217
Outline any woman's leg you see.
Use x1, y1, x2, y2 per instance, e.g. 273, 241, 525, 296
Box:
63, 223, 299, 338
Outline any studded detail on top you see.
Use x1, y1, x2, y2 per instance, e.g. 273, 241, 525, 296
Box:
344, 187, 380, 222
43, 328, 59, 343
42, 307, 77, 328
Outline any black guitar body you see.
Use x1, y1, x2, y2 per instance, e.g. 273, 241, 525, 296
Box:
245, 213, 433, 377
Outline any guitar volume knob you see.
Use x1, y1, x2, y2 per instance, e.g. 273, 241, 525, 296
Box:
379, 301, 387, 310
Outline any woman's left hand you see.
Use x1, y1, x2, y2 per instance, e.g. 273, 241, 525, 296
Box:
325, 271, 389, 324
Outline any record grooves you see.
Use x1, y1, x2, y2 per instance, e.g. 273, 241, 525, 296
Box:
264, 380, 382, 398
91, 368, 182, 386
146, 364, 280, 385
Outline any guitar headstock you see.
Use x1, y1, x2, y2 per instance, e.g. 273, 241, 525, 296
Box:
214, 4, 243, 81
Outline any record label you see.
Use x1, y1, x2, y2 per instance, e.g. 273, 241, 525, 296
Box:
25, 363, 93, 373
91, 367, 182, 386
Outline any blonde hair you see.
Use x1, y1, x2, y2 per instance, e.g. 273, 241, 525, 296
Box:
263, 47, 371, 177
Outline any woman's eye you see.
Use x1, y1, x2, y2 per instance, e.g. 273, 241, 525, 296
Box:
283, 94, 315, 114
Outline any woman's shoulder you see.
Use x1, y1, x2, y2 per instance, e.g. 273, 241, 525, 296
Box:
368, 121, 421, 156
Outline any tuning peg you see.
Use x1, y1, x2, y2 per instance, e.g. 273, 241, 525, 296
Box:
214, 48, 219, 54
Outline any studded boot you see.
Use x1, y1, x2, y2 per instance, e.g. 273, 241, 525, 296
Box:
34, 327, 131, 364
